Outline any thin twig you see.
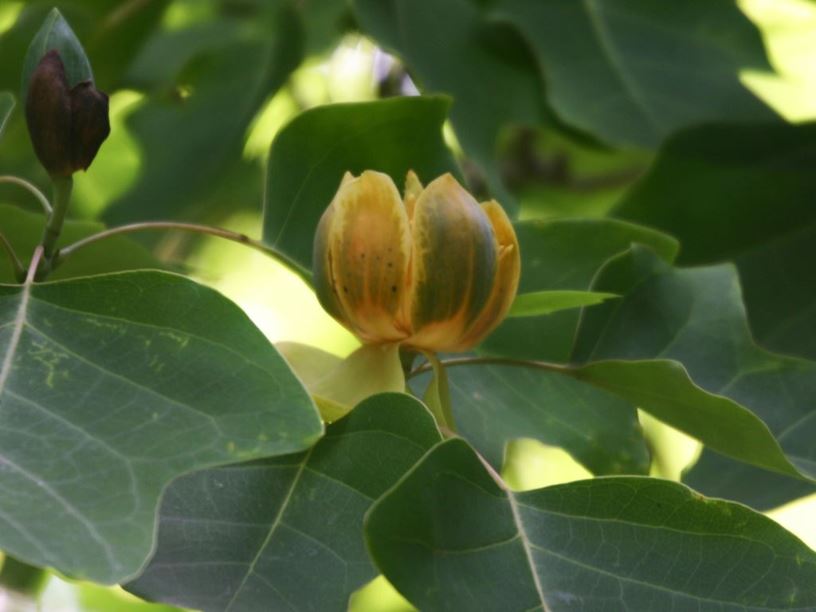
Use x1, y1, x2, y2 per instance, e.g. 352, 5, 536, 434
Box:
53, 221, 311, 282
408, 355, 568, 379
0, 175, 52, 215
0, 232, 24, 282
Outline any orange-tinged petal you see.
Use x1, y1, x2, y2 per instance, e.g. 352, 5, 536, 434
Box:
452, 200, 521, 350
323, 170, 412, 343
406, 174, 497, 351
312, 173, 352, 324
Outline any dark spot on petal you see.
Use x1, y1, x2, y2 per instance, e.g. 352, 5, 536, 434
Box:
391, 285, 397, 292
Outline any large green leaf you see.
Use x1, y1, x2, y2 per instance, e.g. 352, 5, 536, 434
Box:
481, 218, 678, 361
354, 0, 544, 206
496, 0, 777, 148
366, 439, 816, 610
412, 363, 649, 475
615, 122, 816, 359
615, 122, 816, 265
613, 122, 816, 504
262, 96, 459, 271
0, 270, 322, 583
0, 204, 159, 284
567, 247, 816, 482
127, 393, 440, 611
105, 2, 302, 223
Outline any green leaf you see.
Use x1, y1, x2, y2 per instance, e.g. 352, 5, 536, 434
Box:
105, 2, 302, 223
737, 223, 816, 361
481, 218, 678, 361
0, 270, 322, 583
21, 8, 93, 96
615, 122, 816, 359
0, 204, 159, 284
569, 247, 816, 482
126, 393, 441, 612
508, 290, 618, 318
496, 0, 777, 148
366, 439, 816, 611
262, 96, 460, 271
0, 92, 13, 142
354, 0, 543, 206
615, 122, 816, 265
413, 362, 649, 475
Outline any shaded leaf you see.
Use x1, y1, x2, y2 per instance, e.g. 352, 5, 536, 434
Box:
569, 247, 816, 482
412, 362, 649, 475
105, 2, 302, 223
615, 122, 816, 265
262, 96, 459, 270
508, 290, 618, 318
496, 0, 777, 148
481, 218, 678, 361
366, 439, 816, 611
0, 270, 322, 583
354, 0, 544, 205
127, 393, 441, 612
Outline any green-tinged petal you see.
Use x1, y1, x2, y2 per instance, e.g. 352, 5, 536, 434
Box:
317, 171, 412, 343
454, 200, 521, 350
404, 170, 423, 219
408, 174, 497, 351
313, 178, 348, 323
311, 344, 406, 422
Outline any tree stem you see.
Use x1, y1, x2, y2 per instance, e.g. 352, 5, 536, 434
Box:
53, 221, 311, 282
420, 351, 457, 431
408, 355, 567, 379
0, 175, 52, 215
0, 556, 47, 597
40, 176, 72, 263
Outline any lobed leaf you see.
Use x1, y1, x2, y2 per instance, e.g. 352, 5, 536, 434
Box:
366, 439, 816, 611
0, 270, 322, 583
127, 394, 441, 612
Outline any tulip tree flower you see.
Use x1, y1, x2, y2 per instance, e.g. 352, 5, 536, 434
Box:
313, 170, 520, 353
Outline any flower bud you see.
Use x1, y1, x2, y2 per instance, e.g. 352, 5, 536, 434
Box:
313, 170, 520, 352
25, 50, 109, 177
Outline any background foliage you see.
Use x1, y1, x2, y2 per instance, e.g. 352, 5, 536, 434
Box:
1, 0, 816, 610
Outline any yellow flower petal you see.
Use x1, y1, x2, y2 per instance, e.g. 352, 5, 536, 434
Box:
323, 171, 412, 343
406, 174, 497, 351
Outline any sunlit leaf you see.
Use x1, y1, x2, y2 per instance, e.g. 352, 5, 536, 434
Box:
496, 0, 778, 148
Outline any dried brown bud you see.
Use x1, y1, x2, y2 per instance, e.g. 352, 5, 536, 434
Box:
25, 50, 110, 177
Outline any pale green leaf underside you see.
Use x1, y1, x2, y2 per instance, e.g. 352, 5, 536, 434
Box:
366, 439, 816, 611
0, 271, 322, 583
127, 394, 441, 612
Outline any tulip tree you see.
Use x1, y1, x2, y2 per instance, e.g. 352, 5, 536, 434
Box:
0, 4, 815, 611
